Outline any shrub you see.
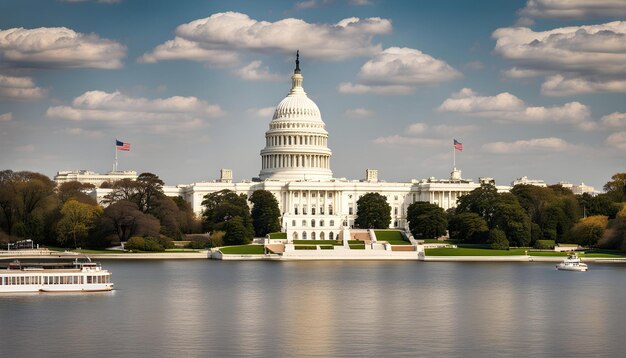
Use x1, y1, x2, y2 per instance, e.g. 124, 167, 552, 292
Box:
125, 236, 146, 251
534, 240, 556, 250
488, 228, 509, 250
125, 236, 171, 252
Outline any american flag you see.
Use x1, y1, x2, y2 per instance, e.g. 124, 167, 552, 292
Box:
116, 139, 130, 151
454, 139, 463, 151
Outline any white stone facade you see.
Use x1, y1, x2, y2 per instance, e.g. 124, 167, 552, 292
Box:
55, 170, 137, 187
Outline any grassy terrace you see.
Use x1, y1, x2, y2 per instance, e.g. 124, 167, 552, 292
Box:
374, 230, 411, 245
220, 245, 265, 255
269, 232, 287, 240
425, 244, 626, 258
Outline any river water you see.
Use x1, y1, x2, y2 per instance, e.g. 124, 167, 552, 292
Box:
1, 260, 625, 357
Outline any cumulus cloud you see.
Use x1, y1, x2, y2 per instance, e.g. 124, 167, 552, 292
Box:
606, 131, 626, 149
372, 135, 448, 147
601, 112, 626, 128
344, 108, 374, 119
233, 61, 283, 81
141, 12, 391, 65
482, 137, 571, 154
63, 127, 105, 139
46, 90, 223, 132
438, 88, 594, 130
518, 0, 626, 20
0, 74, 46, 100
0, 27, 125, 69
406, 123, 428, 135
250, 107, 276, 118
0, 112, 12, 121
493, 21, 626, 96
340, 47, 461, 95
138, 37, 238, 66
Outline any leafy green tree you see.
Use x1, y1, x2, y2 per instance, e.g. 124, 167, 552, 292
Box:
456, 184, 500, 226
202, 189, 253, 231
569, 216, 609, 247
448, 212, 488, 243
150, 196, 183, 240
56, 199, 103, 248
510, 184, 555, 225
579, 193, 620, 219
493, 195, 532, 247
406, 201, 447, 240
222, 216, 252, 246
603, 173, 626, 202
57, 181, 96, 204
488, 228, 509, 250
249, 190, 281, 237
354, 193, 391, 229
104, 172, 165, 214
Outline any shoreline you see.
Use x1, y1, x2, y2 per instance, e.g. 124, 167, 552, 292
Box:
0, 251, 209, 260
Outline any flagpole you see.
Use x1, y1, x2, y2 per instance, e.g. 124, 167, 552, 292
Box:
453, 142, 456, 169
114, 139, 118, 172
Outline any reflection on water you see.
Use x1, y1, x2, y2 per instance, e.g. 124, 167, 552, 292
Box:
1, 260, 625, 357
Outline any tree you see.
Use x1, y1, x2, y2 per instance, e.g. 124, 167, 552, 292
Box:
222, 216, 252, 246
448, 212, 488, 243
56, 199, 103, 248
57, 181, 96, 204
406, 201, 447, 240
104, 173, 165, 213
96, 200, 160, 243
493, 198, 532, 247
579, 193, 620, 219
603, 173, 626, 202
202, 189, 252, 231
354, 193, 391, 229
510, 184, 555, 225
488, 228, 509, 250
456, 184, 500, 226
569, 216, 609, 247
249, 190, 281, 237
150, 196, 183, 240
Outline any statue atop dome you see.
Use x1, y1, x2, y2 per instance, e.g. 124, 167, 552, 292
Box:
295, 50, 301, 74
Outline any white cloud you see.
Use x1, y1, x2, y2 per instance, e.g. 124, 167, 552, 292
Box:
138, 37, 238, 66
295, 0, 320, 9
341, 47, 461, 95
63, 127, 104, 139
372, 135, 447, 147
601, 112, 626, 128
250, 107, 276, 118
349, 0, 372, 5
493, 21, 626, 96
541, 75, 626, 96
344, 108, 374, 119
338, 82, 413, 95
233, 61, 283, 81
406, 123, 428, 135
438, 88, 594, 130
0, 112, 12, 121
464, 61, 484, 71
15, 144, 35, 153
482, 137, 571, 154
46, 90, 223, 132
606, 131, 626, 149
0, 27, 125, 69
141, 12, 391, 64
0, 74, 46, 100
518, 0, 626, 20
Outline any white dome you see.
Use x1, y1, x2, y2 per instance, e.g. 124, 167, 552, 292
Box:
259, 55, 333, 181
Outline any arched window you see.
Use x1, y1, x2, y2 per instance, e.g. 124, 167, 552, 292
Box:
320, 232, 325, 240
293, 232, 299, 240
311, 232, 316, 240
320, 220, 324, 227
302, 220, 307, 227
311, 219, 316, 227
329, 205, 333, 215
394, 220, 398, 227
302, 231, 307, 240
329, 232, 334, 240
292, 220, 296, 227
330, 220, 335, 226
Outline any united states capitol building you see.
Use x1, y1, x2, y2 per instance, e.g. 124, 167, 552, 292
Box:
78, 56, 593, 241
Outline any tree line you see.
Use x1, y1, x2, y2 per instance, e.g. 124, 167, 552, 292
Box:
0, 170, 281, 251
354, 173, 626, 250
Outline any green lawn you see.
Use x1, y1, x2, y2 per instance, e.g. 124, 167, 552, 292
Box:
220, 245, 265, 255
269, 232, 287, 239
349, 245, 365, 250
374, 230, 410, 245
294, 246, 317, 250
422, 239, 452, 244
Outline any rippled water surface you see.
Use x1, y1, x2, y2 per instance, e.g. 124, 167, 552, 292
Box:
2, 260, 626, 357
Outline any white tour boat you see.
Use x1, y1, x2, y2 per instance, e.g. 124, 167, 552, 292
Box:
0, 258, 114, 293
556, 253, 588, 272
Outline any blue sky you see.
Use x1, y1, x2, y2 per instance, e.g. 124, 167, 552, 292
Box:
1, 0, 625, 190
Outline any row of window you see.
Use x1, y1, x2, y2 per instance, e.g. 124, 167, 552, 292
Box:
294, 206, 333, 215
294, 231, 335, 240
269, 121, 322, 130
266, 134, 327, 147
291, 219, 336, 228
293, 192, 333, 198
0, 275, 110, 285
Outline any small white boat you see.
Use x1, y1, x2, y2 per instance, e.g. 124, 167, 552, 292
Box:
556, 253, 588, 272
0, 258, 114, 293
